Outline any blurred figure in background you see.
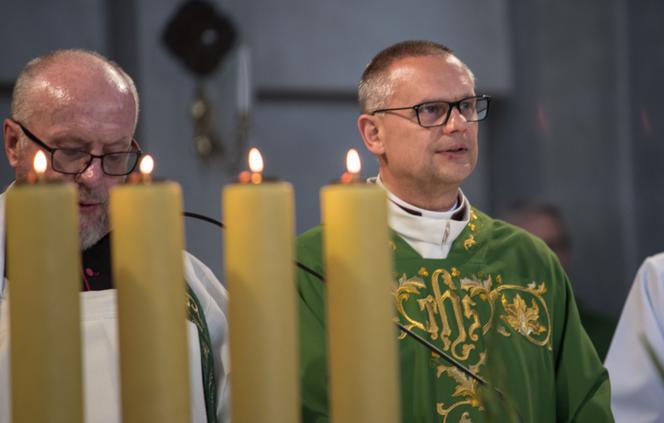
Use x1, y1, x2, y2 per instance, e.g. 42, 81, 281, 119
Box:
503, 202, 616, 360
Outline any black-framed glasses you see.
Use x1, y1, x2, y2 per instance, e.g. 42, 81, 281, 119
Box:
371, 95, 491, 128
13, 120, 142, 176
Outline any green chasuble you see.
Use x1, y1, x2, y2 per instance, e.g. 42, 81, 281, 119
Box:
297, 208, 613, 423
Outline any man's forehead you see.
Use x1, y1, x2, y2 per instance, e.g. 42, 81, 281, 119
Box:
31, 78, 73, 104
43, 55, 131, 91
34, 66, 128, 102
25, 70, 136, 126
388, 55, 475, 100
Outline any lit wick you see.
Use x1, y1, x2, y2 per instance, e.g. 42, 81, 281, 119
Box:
30, 150, 48, 183
139, 154, 154, 184
239, 147, 264, 184
340, 148, 361, 184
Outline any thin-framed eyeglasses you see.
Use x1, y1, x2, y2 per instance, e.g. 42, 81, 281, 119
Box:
370, 95, 491, 128
11, 120, 142, 176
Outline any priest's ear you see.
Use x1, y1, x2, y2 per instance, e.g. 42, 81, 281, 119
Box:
3, 118, 21, 168
357, 113, 385, 155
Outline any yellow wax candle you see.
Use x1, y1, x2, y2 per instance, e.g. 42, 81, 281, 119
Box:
6, 182, 83, 423
223, 178, 299, 423
110, 181, 191, 423
321, 182, 401, 423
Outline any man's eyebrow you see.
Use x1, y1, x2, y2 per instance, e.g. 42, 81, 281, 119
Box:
49, 135, 91, 149
419, 95, 476, 104
49, 136, 133, 151
103, 140, 134, 152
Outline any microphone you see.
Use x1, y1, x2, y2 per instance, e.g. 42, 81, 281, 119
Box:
184, 211, 523, 422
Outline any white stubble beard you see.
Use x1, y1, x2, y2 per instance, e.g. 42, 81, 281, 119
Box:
78, 185, 110, 251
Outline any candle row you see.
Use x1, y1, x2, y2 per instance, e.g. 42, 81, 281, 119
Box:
225, 148, 399, 423
7, 148, 401, 423
7, 156, 189, 423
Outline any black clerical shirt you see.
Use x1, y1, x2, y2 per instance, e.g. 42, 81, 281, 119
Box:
81, 234, 113, 291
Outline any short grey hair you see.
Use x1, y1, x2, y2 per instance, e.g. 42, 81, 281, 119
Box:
358, 40, 475, 113
11, 49, 140, 128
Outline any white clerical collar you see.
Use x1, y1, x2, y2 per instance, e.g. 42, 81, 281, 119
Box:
370, 176, 471, 259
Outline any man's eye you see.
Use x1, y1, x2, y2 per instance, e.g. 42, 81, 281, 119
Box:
460, 100, 477, 112
105, 154, 126, 165
58, 149, 87, 160
418, 103, 446, 116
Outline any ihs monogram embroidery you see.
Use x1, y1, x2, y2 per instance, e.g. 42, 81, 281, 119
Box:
393, 269, 551, 422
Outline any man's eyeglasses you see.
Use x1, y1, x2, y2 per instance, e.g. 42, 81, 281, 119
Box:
12, 120, 142, 176
370, 95, 491, 128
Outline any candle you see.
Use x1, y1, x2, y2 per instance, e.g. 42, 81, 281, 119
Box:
110, 158, 191, 423
321, 150, 400, 423
223, 148, 299, 423
6, 152, 82, 423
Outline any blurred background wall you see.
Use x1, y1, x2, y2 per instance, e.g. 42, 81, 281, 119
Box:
1, 0, 662, 318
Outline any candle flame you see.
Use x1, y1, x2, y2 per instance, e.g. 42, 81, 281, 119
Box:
139, 155, 154, 176
248, 148, 264, 173
33, 151, 47, 174
346, 149, 361, 174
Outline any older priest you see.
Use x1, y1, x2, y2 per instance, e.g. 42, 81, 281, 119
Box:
0, 49, 229, 423
296, 40, 613, 422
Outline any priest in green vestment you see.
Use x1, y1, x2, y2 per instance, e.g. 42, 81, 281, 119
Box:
297, 40, 613, 422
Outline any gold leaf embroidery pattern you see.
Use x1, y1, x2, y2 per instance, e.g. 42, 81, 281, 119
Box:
500, 294, 546, 337
436, 352, 487, 421
461, 209, 480, 251
463, 235, 476, 250
393, 266, 552, 421
492, 284, 552, 349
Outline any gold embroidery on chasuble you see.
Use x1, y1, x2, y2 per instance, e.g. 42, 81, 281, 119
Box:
462, 211, 479, 251
393, 269, 552, 422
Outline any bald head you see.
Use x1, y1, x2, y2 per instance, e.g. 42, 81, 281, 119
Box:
11, 49, 139, 130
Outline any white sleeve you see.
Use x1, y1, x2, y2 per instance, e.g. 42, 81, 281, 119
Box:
183, 251, 231, 423
605, 253, 664, 423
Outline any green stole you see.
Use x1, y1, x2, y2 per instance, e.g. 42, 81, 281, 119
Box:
186, 285, 218, 423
